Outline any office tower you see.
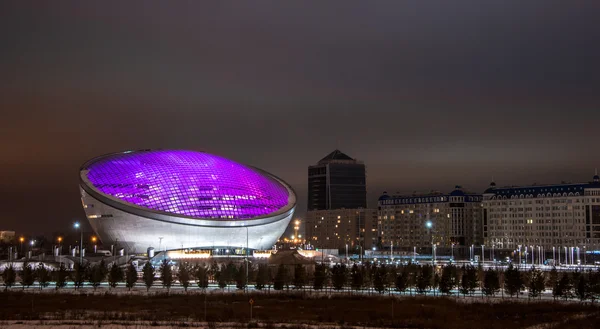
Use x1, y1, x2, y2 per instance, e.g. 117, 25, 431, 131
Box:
307, 150, 367, 210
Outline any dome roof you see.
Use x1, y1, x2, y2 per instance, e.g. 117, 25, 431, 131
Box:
450, 185, 465, 196
80, 150, 293, 220
378, 192, 391, 201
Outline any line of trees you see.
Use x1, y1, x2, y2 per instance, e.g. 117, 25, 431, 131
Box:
1, 261, 137, 292
3, 260, 600, 302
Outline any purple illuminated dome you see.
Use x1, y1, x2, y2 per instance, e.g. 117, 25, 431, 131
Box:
79, 150, 295, 252
81, 150, 292, 219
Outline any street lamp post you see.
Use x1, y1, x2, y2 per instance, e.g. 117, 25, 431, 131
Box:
293, 220, 300, 248
345, 244, 348, 263
57, 236, 63, 266
425, 221, 433, 264
91, 236, 97, 253
246, 226, 249, 294
19, 237, 24, 258
74, 222, 82, 264
481, 245, 484, 264
471, 244, 474, 262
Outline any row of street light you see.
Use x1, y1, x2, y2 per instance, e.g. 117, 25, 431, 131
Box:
16, 221, 99, 265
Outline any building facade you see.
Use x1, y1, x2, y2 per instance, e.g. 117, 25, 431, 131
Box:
305, 208, 378, 251
377, 186, 484, 249
483, 173, 600, 253
307, 150, 367, 211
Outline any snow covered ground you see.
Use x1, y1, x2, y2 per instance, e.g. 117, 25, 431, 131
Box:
0, 320, 385, 329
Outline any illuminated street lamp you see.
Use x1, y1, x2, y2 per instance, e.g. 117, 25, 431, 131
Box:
425, 221, 433, 264
91, 236, 97, 253
74, 222, 83, 264
293, 219, 300, 245
19, 236, 25, 256
57, 236, 63, 265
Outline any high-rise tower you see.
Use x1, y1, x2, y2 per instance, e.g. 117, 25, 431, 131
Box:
307, 150, 367, 210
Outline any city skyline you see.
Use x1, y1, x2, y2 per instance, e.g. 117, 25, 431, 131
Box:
1, 1, 599, 234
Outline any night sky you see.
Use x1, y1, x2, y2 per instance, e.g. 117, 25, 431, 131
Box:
1, 1, 599, 236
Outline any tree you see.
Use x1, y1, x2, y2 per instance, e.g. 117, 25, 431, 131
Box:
209, 261, 219, 283
363, 262, 374, 293
273, 264, 289, 291
313, 263, 327, 290
350, 264, 364, 291
225, 262, 237, 288
293, 264, 307, 290
88, 261, 107, 291
373, 265, 388, 294
459, 266, 470, 297
482, 268, 500, 297
466, 265, 479, 295
159, 259, 173, 292
125, 263, 137, 291
395, 267, 409, 294
255, 264, 268, 290
416, 265, 432, 294
216, 265, 228, 289
432, 272, 440, 296
108, 263, 125, 289
504, 263, 523, 298
235, 263, 247, 290
547, 266, 559, 291
195, 264, 209, 290
177, 263, 192, 292
589, 269, 600, 303
142, 261, 155, 292
576, 273, 588, 302
55, 263, 68, 290
73, 262, 88, 290
439, 265, 456, 295
36, 263, 51, 290
2, 265, 17, 290
528, 267, 546, 299
459, 265, 478, 297
331, 264, 348, 291
20, 263, 36, 290
554, 273, 573, 300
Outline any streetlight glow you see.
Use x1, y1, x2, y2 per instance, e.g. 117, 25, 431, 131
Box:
425, 221, 432, 229
74, 222, 80, 229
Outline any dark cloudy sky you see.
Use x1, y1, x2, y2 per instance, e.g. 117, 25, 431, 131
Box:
1, 1, 599, 235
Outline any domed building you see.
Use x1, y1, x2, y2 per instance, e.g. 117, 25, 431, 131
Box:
79, 150, 296, 253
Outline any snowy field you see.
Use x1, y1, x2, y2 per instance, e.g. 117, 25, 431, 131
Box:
0, 320, 385, 329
